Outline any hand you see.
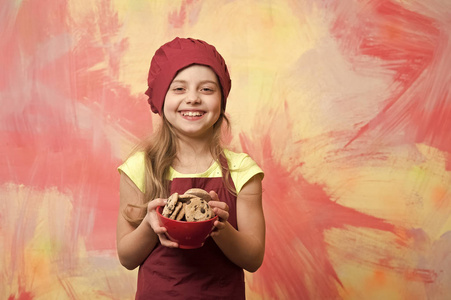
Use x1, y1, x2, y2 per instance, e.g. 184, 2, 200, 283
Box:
208, 191, 229, 237
145, 198, 179, 248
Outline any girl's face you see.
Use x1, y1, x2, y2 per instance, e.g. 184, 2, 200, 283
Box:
163, 65, 222, 139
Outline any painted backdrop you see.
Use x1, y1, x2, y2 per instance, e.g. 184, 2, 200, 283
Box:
1, 0, 451, 299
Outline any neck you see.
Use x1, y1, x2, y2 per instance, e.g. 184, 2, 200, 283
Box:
177, 138, 211, 158
173, 135, 215, 174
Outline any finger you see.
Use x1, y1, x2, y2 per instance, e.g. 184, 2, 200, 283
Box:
209, 201, 228, 211
148, 212, 167, 234
213, 219, 226, 229
152, 225, 167, 235
212, 207, 229, 221
210, 221, 225, 237
208, 190, 218, 201
148, 198, 167, 211
210, 231, 219, 237
158, 233, 179, 248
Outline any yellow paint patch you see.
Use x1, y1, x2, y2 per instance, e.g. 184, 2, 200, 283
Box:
0, 183, 136, 299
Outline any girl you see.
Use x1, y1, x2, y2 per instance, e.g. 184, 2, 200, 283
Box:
116, 37, 265, 299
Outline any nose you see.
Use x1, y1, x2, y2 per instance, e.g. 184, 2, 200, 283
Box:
185, 90, 201, 104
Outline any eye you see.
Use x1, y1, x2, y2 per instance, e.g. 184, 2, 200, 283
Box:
172, 87, 186, 93
200, 86, 216, 93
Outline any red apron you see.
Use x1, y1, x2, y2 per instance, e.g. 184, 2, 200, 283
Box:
135, 161, 245, 299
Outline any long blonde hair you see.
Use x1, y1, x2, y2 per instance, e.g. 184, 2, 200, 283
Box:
123, 110, 233, 226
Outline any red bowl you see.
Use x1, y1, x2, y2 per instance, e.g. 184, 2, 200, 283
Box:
156, 206, 218, 249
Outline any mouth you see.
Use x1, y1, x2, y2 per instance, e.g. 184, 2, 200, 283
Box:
180, 110, 205, 117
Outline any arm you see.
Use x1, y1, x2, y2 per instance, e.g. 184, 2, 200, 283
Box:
116, 172, 177, 270
209, 174, 265, 272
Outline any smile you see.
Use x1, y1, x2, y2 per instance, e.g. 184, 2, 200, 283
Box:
180, 111, 205, 117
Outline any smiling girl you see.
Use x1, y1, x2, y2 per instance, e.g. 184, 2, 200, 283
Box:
116, 38, 265, 299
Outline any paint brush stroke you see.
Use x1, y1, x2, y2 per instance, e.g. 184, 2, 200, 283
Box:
2, 0, 450, 299
0, 0, 151, 253
168, 0, 202, 28
328, 0, 451, 170
237, 90, 451, 298
1, 0, 143, 299
240, 131, 403, 299
237, 103, 409, 299
1, 184, 137, 300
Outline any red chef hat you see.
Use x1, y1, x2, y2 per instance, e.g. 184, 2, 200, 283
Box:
145, 37, 231, 115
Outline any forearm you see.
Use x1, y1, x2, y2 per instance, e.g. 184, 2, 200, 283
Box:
212, 222, 265, 272
117, 220, 159, 270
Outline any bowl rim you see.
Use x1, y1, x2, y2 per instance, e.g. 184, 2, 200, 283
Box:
156, 205, 219, 224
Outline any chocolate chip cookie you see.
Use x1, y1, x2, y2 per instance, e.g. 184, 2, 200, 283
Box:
185, 197, 214, 222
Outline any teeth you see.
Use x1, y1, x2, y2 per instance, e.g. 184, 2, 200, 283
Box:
182, 111, 203, 117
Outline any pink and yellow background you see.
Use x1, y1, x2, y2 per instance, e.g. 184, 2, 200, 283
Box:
1, 0, 451, 299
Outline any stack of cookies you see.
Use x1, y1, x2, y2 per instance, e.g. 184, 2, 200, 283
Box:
162, 188, 215, 222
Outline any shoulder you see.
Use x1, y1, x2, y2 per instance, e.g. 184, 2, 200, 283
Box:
223, 149, 264, 194
118, 151, 146, 193
224, 149, 254, 167
223, 149, 262, 170
118, 151, 146, 173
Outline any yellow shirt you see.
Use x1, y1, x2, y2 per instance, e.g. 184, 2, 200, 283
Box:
118, 149, 263, 194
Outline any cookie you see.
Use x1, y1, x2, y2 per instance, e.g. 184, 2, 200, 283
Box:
184, 188, 212, 202
178, 194, 196, 203
162, 192, 179, 217
185, 197, 214, 222
169, 201, 183, 220
175, 202, 186, 221
161, 189, 215, 222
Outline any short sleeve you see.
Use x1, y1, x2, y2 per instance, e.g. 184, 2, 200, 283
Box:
225, 150, 264, 194
117, 151, 146, 193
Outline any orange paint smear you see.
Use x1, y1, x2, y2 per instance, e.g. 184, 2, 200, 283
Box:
0, 0, 150, 254
331, 1, 451, 170
240, 132, 397, 299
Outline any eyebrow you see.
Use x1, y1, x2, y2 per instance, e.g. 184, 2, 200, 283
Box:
170, 80, 218, 85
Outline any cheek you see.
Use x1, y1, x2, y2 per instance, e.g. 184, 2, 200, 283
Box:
212, 103, 222, 124
213, 103, 221, 114
162, 103, 169, 116
163, 96, 176, 114
212, 96, 222, 113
